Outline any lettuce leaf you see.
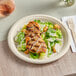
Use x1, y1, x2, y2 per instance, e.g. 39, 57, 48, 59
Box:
15, 32, 25, 44
45, 28, 56, 39
29, 52, 39, 59
39, 53, 46, 59
41, 33, 45, 39
47, 47, 53, 57
17, 43, 26, 52
56, 29, 62, 39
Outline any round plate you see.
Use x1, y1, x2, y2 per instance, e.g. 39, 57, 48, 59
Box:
8, 14, 71, 64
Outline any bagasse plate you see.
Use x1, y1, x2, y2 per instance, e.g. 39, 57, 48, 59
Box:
8, 14, 71, 64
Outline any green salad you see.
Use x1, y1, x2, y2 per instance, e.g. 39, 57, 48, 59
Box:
15, 20, 63, 59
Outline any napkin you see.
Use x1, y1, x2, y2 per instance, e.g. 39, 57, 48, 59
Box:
62, 16, 76, 52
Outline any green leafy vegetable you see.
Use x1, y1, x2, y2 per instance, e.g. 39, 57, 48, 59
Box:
17, 43, 26, 52
50, 42, 55, 47
45, 32, 51, 39
54, 40, 62, 45
34, 20, 54, 27
39, 53, 46, 59
44, 39, 48, 46
34, 20, 41, 23
41, 34, 45, 39
48, 48, 53, 57
56, 29, 62, 39
48, 41, 55, 56
29, 52, 39, 59
50, 29, 56, 33
45, 28, 52, 39
45, 28, 56, 39
48, 24, 53, 28
15, 32, 25, 44
52, 37, 56, 41
34, 19, 36, 22
43, 22, 54, 27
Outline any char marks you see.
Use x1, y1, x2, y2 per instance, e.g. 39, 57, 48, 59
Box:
25, 21, 47, 53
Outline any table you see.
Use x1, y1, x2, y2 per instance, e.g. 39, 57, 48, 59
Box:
0, 0, 76, 76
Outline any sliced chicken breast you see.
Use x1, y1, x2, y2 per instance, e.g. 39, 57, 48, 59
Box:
25, 21, 47, 53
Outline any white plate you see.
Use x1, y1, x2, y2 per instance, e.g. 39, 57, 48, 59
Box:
8, 14, 71, 64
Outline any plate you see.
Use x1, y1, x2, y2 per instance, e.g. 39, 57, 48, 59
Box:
8, 14, 71, 64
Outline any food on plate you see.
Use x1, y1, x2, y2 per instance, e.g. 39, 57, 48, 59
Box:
14, 20, 63, 59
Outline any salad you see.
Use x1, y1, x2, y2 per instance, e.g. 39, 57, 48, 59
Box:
14, 20, 63, 59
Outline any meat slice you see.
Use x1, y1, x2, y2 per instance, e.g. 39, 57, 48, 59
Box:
25, 21, 47, 53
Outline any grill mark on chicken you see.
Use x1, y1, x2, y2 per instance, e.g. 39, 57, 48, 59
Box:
26, 34, 40, 46
33, 24, 39, 30
29, 34, 34, 38
31, 38, 40, 49
42, 46, 47, 49
31, 38, 37, 41
27, 29, 33, 32
25, 21, 47, 53
34, 45, 39, 47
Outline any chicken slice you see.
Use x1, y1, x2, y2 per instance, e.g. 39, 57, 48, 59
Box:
25, 21, 47, 54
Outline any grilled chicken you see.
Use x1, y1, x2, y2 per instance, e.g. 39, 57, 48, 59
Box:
25, 21, 47, 53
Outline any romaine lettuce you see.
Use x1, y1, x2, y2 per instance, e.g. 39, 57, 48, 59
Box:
29, 52, 39, 59
39, 53, 46, 59
15, 32, 25, 44
17, 43, 26, 52
56, 29, 62, 39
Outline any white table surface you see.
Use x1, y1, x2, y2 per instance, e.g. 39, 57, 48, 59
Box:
0, 0, 76, 41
